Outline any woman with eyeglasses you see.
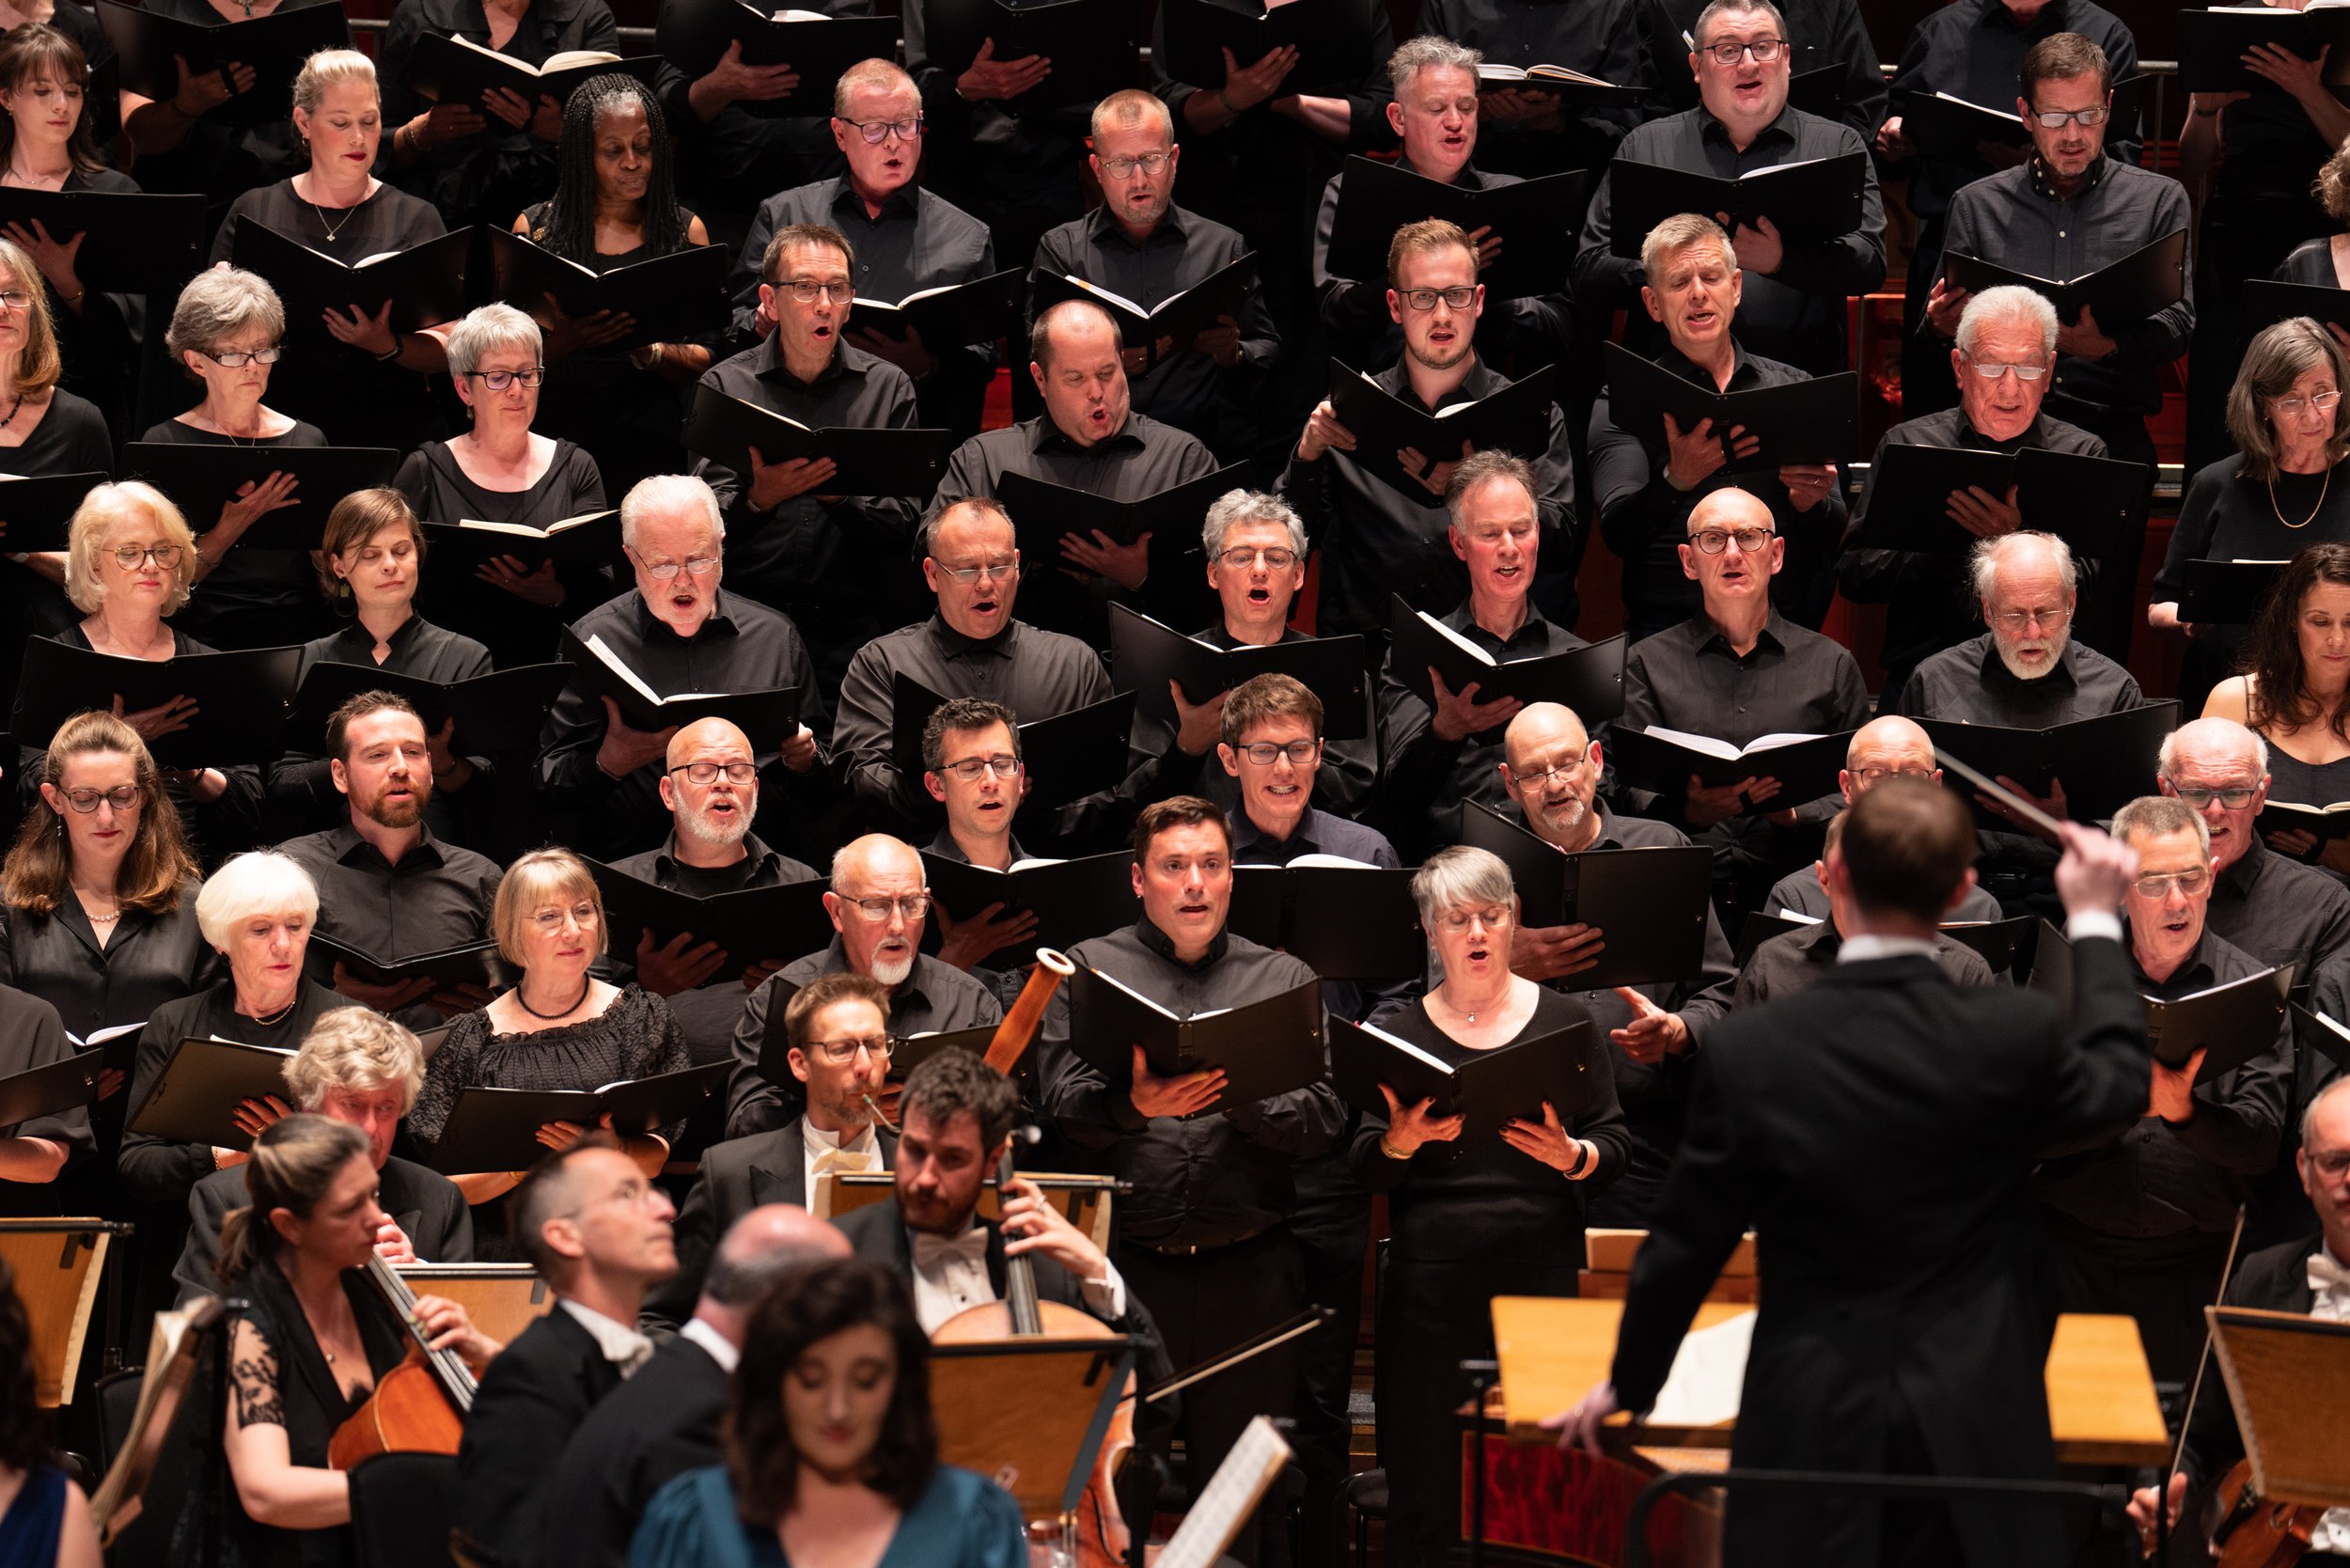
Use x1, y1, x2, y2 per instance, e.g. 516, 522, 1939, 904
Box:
2154, 319, 2350, 713
512, 74, 714, 502
141, 266, 329, 651
1350, 845, 1625, 1568
395, 303, 611, 667
2208, 542, 2350, 879
410, 848, 685, 1252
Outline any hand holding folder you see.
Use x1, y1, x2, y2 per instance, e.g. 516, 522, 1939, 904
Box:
654, 1, 901, 117
1456, 804, 1715, 991
1324, 363, 1557, 502
1106, 605, 1369, 740
1916, 702, 2182, 828
559, 627, 802, 742
1849, 445, 2146, 566
682, 384, 957, 500
1386, 599, 1627, 723
1606, 152, 1868, 258
1066, 965, 1325, 1115
13, 639, 303, 769
1324, 159, 1586, 302
1601, 343, 1857, 470
1942, 230, 2187, 334
422, 1061, 732, 1173
487, 229, 728, 353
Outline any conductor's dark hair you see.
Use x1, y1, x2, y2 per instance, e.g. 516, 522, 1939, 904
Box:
0, 1260, 47, 1473
0, 24, 105, 176
921, 697, 1021, 772
507, 1132, 624, 1278
1133, 795, 1230, 863
724, 1259, 935, 1521
899, 1046, 1019, 1152
323, 689, 423, 766
1836, 777, 1976, 925
2019, 31, 2110, 98
2244, 543, 2350, 744
538, 74, 686, 266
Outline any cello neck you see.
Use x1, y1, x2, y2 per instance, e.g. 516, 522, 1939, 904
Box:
364, 1252, 477, 1412
996, 1143, 1043, 1337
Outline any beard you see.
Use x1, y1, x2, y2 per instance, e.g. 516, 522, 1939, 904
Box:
1993, 630, 2065, 682
1405, 332, 1473, 373
681, 795, 753, 850
367, 784, 427, 828
869, 947, 916, 987
1528, 791, 1590, 843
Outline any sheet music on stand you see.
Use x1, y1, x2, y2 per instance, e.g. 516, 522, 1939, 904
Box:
91, 1295, 233, 1546
2207, 1305, 2350, 1508
1156, 1416, 1294, 1568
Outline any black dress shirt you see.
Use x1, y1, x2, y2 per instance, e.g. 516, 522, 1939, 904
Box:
1837, 405, 2110, 681
0, 882, 221, 1043
2208, 834, 2350, 979
1634, 0, 1888, 144
268, 613, 497, 835
1938, 155, 2195, 421
1732, 921, 1994, 1006
537, 588, 829, 860
1278, 355, 1579, 642
1032, 203, 1279, 463
1419, 0, 1641, 176
276, 821, 502, 978
119, 978, 342, 1205
1588, 338, 1850, 635
1766, 862, 2005, 924
724, 937, 1004, 1138
396, 438, 613, 670
1578, 104, 1886, 376
1376, 599, 1587, 857
1040, 917, 1344, 1249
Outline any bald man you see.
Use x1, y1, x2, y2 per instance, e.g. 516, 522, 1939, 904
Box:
2156, 717, 2350, 980
1765, 716, 2005, 923
723, 833, 1003, 1138
546, 1204, 849, 1568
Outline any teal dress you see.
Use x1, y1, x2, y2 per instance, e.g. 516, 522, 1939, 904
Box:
629, 1463, 1029, 1568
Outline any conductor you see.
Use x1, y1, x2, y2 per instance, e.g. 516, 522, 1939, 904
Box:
1545, 778, 2172, 1567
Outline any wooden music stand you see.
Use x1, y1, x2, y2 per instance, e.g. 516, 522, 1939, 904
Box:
816, 1171, 1120, 1250
929, 1336, 1139, 1520
1579, 1229, 1759, 1303
394, 1263, 553, 1347
89, 1295, 231, 1548
0, 1218, 125, 1406
2209, 1306, 2350, 1508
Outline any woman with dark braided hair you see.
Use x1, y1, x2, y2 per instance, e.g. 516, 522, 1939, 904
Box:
0, 1257, 102, 1564
512, 74, 716, 499
2208, 541, 2350, 877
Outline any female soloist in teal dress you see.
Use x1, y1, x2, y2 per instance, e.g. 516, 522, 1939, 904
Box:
629, 1463, 1029, 1568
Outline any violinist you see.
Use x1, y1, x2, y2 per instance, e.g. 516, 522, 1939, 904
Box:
213, 1114, 498, 1568
2129, 1075, 2350, 1555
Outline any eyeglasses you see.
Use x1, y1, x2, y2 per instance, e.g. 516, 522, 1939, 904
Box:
842, 894, 930, 922
937, 754, 1021, 781
0, 290, 33, 313
110, 544, 181, 570
2309, 1148, 2350, 1178
462, 366, 545, 390
1399, 286, 1477, 312
60, 785, 139, 812
200, 345, 282, 368
2276, 390, 2342, 416
1700, 37, 1785, 64
1236, 739, 1320, 766
934, 556, 1019, 585
634, 553, 721, 581
2026, 104, 2108, 129
1854, 765, 1935, 785
1216, 546, 1299, 571
1435, 903, 1513, 932
802, 1034, 896, 1065
668, 760, 757, 785
1991, 606, 2072, 634
1512, 754, 1594, 788
775, 279, 854, 304
528, 901, 601, 932
844, 114, 922, 143
1098, 151, 1170, 178
1690, 526, 1774, 555
2168, 785, 2259, 809
2131, 869, 2210, 899
1966, 359, 2049, 382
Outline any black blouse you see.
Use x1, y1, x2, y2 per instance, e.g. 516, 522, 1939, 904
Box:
121, 0, 335, 209
2275, 237, 2344, 289
395, 438, 612, 666
2155, 454, 2350, 604
136, 415, 329, 648
0, 385, 111, 475
0, 878, 220, 1043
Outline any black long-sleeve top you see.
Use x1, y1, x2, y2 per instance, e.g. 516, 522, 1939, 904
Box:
1348, 987, 1625, 1265
2157, 452, 2350, 601
1633, 0, 1888, 146
135, 416, 328, 648
397, 438, 613, 671
0, 881, 221, 1043
1732, 920, 1995, 1006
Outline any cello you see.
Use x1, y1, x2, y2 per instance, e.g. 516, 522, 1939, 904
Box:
326, 1251, 475, 1467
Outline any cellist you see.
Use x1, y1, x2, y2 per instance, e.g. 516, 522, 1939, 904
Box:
216, 1114, 499, 1567
2130, 1075, 2350, 1558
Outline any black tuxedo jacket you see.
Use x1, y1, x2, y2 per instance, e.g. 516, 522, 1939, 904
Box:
537, 1331, 729, 1568
641, 1119, 898, 1332
1612, 936, 2150, 1568
173, 1153, 473, 1302
2181, 1233, 2326, 1496
456, 1303, 627, 1568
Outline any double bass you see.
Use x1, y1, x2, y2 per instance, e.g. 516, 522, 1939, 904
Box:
327, 1251, 474, 1467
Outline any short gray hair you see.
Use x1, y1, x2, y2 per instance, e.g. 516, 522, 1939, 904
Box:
196, 852, 321, 949
1691, 0, 1788, 48
1201, 490, 1306, 558
1387, 34, 1480, 96
446, 303, 542, 378
1639, 213, 1737, 290
921, 496, 1013, 558
1954, 285, 2059, 363
1410, 844, 1514, 930
1445, 449, 1538, 525
2156, 718, 2269, 783
2111, 794, 2211, 856
283, 1008, 426, 1113
619, 473, 724, 552
166, 268, 284, 374
1968, 530, 2076, 604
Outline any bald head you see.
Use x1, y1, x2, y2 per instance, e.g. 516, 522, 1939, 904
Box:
696, 1203, 850, 1340
1681, 485, 1779, 612
1687, 487, 1773, 532
827, 833, 927, 985
1504, 702, 1589, 770
659, 716, 758, 856
2157, 716, 2271, 873
1841, 715, 1938, 802
666, 717, 753, 771
832, 833, 922, 890
1501, 703, 1601, 849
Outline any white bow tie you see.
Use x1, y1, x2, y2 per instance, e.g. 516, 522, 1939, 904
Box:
912, 1228, 990, 1271
2309, 1250, 2350, 1298
811, 1146, 876, 1176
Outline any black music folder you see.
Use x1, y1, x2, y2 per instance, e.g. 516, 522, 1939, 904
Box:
2293, 1003, 2350, 1075
654, 3, 900, 116
1065, 966, 1324, 1112
0, 189, 204, 291
1328, 1015, 1594, 1147
1456, 802, 1715, 989
1106, 605, 1369, 742
1734, 908, 2034, 973
12, 638, 302, 768
1917, 701, 2184, 824
1607, 152, 1868, 257
2256, 798, 2350, 863
917, 0, 1136, 112
1944, 229, 2188, 326
2244, 277, 2350, 337
0, 1052, 100, 1132
1159, 0, 1371, 91
849, 267, 1025, 346
422, 1060, 733, 1171
918, 852, 1136, 960
1324, 160, 1586, 302
1890, 89, 2029, 161
0, 472, 107, 555
289, 661, 571, 757
97, 0, 351, 126
885, 1023, 997, 1082
1028, 253, 1258, 346
125, 1037, 294, 1151
682, 384, 957, 498
1000, 463, 1245, 558
1476, 60, 1645, 106
1606, 725, 1854, 804
1225, 858, 1424, 980
2032, 922, 2291, 1082
588, 861, 835, 968
486, 229, 729, 353
118, 443, 401, 551
1325, 362, 1556, 496
1386, 602, 1627, 722
2175, 6, 2350, 95
232, 224, 472, 337
399, 34, 661, 114
305, 933, 505, 991
2179, 558, 2290, 624
890, 675, 1136, 809
417, 510, 620, 568
557, 626, 802, 738
1849, 444, 2147, 565
1600, 343, 1857, 469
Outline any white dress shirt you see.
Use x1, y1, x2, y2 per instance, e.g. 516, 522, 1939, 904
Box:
559, 1298, 654, 1377
2306, 1247, 2350, 1550
679, 1314, 741, 1375
903, 1219, 1128, 1335
803, 1121, 882, 1199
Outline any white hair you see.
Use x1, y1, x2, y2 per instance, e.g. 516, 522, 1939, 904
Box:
1968, 530, 2076, 603
196, 853, 320, 949
1955, 285, 2060, 363
619, 474, 725, 551
1200, 490, 1308, 558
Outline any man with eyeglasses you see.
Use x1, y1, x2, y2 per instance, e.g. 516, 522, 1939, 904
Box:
724, 833, 1001, 1139
1621, 487, 1869, 917
727, 60, 999, 442
539, 474, 827, 863
916, 697, 1043, 1012
1764, 714, 2006, 922
1579, 0, 1885, 378
2157, 717, 2350, 979
1633, 0, 1886, 144
2035, 794, 2293, 1385
1840, 285, 2110, 698
833, 498, 1114, 840
1287, 220, 1578, 649
1589, 213, 1846, 640
1030, 89, 1278, 466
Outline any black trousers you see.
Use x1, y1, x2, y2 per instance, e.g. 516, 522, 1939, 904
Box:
2044, 1216, 2231, 1386
1117, 1227, 1306, 1567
